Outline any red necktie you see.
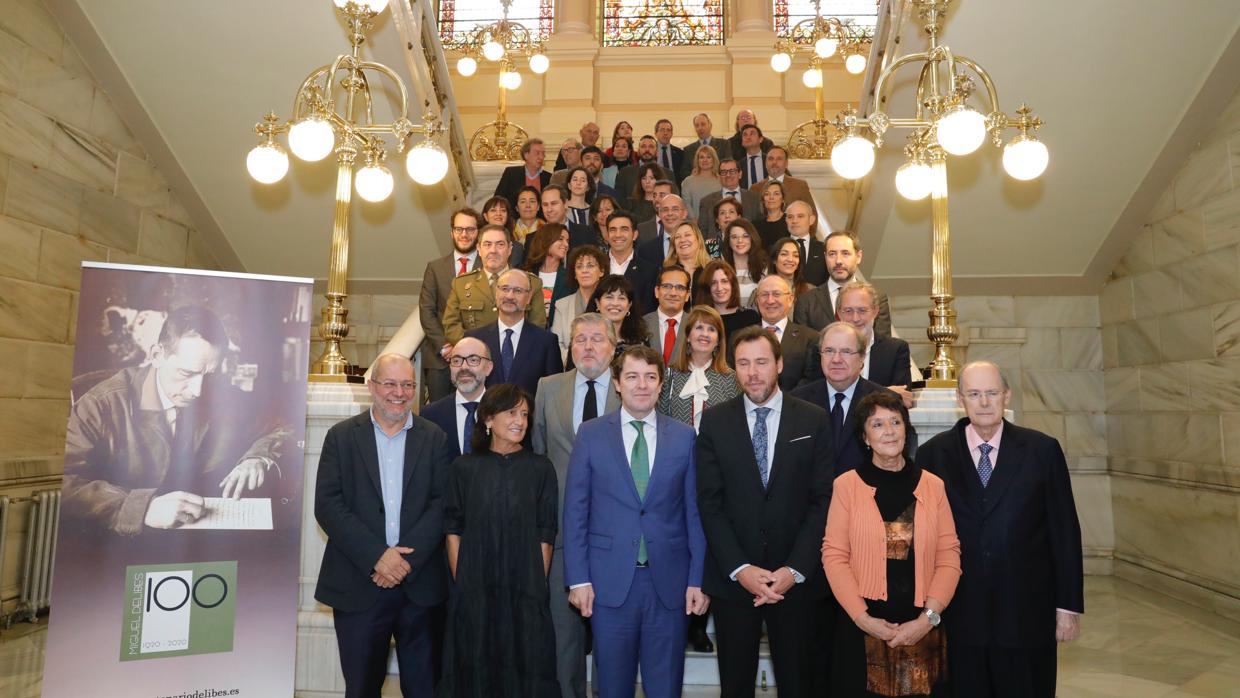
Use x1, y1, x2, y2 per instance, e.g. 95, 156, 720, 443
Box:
457, 256, 467, 276
663, 318, 677, 364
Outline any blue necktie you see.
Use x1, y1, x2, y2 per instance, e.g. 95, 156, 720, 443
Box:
462, 401, 477, 454
753, 407, 771, 489
978, 442, 994, 487
749, 155, 759, 184
501, 328, 515, 379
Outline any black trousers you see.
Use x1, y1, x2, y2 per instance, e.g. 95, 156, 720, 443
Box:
712, 593, 823, 698
948, 641, 1057, 698
332, 587, 442, 698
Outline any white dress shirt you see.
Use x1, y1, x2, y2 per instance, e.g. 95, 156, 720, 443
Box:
619, 407, 659, 475
498, 317, 525, 357
454, 251, 478, 276
454, 389, 485, 453
827, 377, 860, 417
860, 334, 876, 381
609, 250, 634, 275
571, 370, 609, 433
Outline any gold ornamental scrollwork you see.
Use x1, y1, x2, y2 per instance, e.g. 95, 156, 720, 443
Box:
787, 119, 843, 160
469, 120, 529, 162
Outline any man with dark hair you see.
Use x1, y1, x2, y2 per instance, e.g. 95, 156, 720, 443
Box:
564, 344, 707, 698
737, 124, 769, 189
644, 266, 691, 365
696, 325, 833, 698
748, 146, 813, 208
495, 138, 550, 207
775, 201, 828, 287
465, 268, 563, 398
541, 184, 595, 249
698, 158, 761, 235
613, 135, 662, 196
63, 305, 292, 533
606, 210, 658, 312
420, 208, 483, 403
793, 229, 894, 337
654, 118, 684, 178
727, 108, 774, 166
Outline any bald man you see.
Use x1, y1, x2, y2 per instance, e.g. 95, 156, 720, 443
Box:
420, 337, 492, 458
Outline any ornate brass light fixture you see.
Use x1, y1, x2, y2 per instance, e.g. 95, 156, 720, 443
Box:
453, 0, 550, 161
770, 0, 873, 159
828, 0, 1049, 386
245, 0, 449, 382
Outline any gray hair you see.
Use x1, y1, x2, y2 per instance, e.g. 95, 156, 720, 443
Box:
837, 280, 879, 310
571, 312, 617, 346
820, 321, 866, 353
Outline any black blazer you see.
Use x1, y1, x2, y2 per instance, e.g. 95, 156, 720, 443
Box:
313, 411, 452, 612
695, 394, 834, 601
791, 377, 916, 474
916, 419, 1084, 648
769, 237, 827, 287
868, 336, 912, 386
792, 282, 894, 339
620, 255, 660, 316
495, 165, 551, 208
420, 393, 464, 458
775, 321, 823, 392
636, 228, 669, 267
466, 321, 564, 397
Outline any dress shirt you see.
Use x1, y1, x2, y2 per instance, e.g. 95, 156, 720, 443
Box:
745, 153, 765, 183
860, 334, 876, 381
455, 251, 478, 277
572, 370, 609, 433
370, 408, 413, 547
658, 309, 684, 347
454, 389, 484, 454
827, 277, 845, 308
791, 234, 812, 260
762, 317, 789, 339
609, 250, 634, 275
620, 407, 659, 475
732, 389, 804, 583
826, 377, 860, 418
721, 187, 741, 199
498, 317, 525, 356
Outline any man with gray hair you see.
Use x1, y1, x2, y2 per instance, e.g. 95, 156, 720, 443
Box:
636, 192, 689, 264
916, 361, 1083, 698
835, 280, 917, 406
419, 337, 492, 458
679, 112, 732, 182
495, 137, 550, 207
550, 138, 583, 186
753, 274, 821, 391
532, 313, 621, 698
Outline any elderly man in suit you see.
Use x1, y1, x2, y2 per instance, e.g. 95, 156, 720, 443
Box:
419, 208, 482, 403
747, 146, 813, 208
644, 266, 691, 365
917, 362, 1084, 698
637, 192, 688, 263
793, 230, 894, 338
549, 138, 583, 186
653, 118, 684, 180
533, 313, 622, 698
697, 158, 762, 237
696, 326, 833, 698
679, 112, 732, 182
466, 268, 563, 397
556, 122, 602, 170
420, 337, 491, 458
752, 275, 820, 391
443, 224, 547, 345
564, 345, 708, 698
314, 353, 453, 698
495, 138, 550, 207
775, 201, 828, 287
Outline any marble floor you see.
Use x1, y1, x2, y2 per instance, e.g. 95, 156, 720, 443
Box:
3, 577, 1238, 697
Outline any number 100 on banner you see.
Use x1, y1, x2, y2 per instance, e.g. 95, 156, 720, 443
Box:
120, 561, 237, 661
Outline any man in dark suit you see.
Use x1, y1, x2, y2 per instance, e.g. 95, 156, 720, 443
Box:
314, 353, 452, 698
419, 208, 482, 403
555, 122, 601, 170
727, 109, 774, 169
605, 211, 658, 313
747, 146, 813, 208
697, 158, 762, 237
465, 269, 563, 397
643, 266, 690, 365
835, 281, 913, 393
917, 361, 1084, 698
541, 184, 596, 250
420, 337, 490, 458
613, 135, 661, 197
580, 146, 620, 199
696, 326, 833, 698
791, 322, 912, 474
564, 345, 708, 698
533, 313, 622, 698
679, 112, 732, 182
793, 230, 894, 339
653, 118, 684, 181
736, 124, 770, 189
494, 138, 550, 208
637, 192, 688, 264
753, 275, 821, 391
776, 201, 828, 287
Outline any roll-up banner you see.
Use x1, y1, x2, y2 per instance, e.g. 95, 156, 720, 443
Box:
42, 262, 313, 698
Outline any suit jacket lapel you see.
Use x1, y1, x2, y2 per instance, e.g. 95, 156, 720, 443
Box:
980, 421, 1022, 517
351, 415, 384, 498
510, 327, 536, 380
555, 372, 577, 437
951, 421, 985, 510
646, 414, 674, 500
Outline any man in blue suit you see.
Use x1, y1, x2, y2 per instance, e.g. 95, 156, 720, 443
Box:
465, 269, 563, 398
420, 337, 491, 458
563, 345, 709, 698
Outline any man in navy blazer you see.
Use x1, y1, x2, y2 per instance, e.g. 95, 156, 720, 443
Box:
464, 269, 564, 398
420, 337, 491, 458
563, 345, 708, 698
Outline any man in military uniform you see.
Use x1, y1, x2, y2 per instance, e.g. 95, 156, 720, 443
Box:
443, 223, 547, 343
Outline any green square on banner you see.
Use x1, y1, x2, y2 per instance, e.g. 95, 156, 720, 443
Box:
119, 560, 237, 662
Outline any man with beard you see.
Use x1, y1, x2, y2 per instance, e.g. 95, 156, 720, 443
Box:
419, 208, 483, 402
466, 268, 563, 398
793, 230, 893, 337
420, 337, 492, 457
695, 326, 833, 697
579, 145, 619, 198
532, 313, 622, 698
747, 146, 813, 208
443, 224, 547, 344
614, 135, 663, 198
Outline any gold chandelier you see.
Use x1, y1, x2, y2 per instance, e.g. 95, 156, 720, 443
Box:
245, 0, 449, 381
453, 0, 550, 161
770, 0, 873, 159
828, 0, 1049, 385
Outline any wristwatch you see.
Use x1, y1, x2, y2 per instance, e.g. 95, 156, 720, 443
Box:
924, 608, 941, 627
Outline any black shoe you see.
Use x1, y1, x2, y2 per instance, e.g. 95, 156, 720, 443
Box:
688, 625, 714, 653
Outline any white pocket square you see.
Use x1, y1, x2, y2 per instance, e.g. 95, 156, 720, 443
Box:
789, 435, 812, 442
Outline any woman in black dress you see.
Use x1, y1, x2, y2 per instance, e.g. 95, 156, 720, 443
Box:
441, 384, 559, 697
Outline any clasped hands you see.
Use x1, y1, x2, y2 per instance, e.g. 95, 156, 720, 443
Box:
855, 612, 933, 648
737, 565, 796, 607
371, 546, 415, 588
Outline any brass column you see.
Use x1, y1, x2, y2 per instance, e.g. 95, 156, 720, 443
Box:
925, 147, 958, 386
311, 144, 358, 380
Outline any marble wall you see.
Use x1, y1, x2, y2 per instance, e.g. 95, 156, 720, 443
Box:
1101, 86, 1240, 622
0, 0, 219, 613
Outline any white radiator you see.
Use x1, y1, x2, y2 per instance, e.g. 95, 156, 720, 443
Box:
18, 489, 60, 622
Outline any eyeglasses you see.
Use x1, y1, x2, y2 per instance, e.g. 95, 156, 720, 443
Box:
719, 168, 739, 175
756, 290, 788, 299
659, 283, 689, 293
371, 379, 415, 392
451, 226, 478, 234
960, 389, 1004, 401
449, 355, 492, 368
821, 348, 860, 358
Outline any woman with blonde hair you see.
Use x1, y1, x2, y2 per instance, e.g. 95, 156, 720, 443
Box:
680, 144, 721, 218
664, 221, 711, 288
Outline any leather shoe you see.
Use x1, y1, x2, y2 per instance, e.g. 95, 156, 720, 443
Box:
688, 623, 714, 653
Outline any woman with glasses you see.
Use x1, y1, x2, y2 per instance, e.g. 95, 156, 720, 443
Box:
550, 245, 608, 363
769, 236, 815, 302
721, 219, 769, 307
513, 185, 543, 246
755, 180, 790, 245
524, 223, 571, 328
441, 383, 560, 697
664, 222, 712, 288
565, 166, 595, 228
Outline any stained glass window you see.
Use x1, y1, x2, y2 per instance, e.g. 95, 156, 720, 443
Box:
437, 0, 554, 50
774, 0, 878, 38
600, 0, 725, 47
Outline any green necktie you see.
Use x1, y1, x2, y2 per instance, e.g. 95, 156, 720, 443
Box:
630, 420, 650, 564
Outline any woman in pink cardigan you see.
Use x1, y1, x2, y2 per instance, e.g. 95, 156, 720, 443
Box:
822, 390, 961, 697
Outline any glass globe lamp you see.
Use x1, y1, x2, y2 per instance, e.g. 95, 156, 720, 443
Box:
936, 106, 986, 156
770, 52, 792, 73
895, 160, 933, 200
406, 141, 449, 185
831, 135, 875, 179
246, 142, 289, 184
845, 53, 867, 75
814, 37, 838, 58
355, 164, 394, 202
482, 40, 505, 62
288, 116, 335, 161
1002, 134, 1049, 180
457, 56, 477, 77
801, 67, 823, 89
529, 53, 549, 74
